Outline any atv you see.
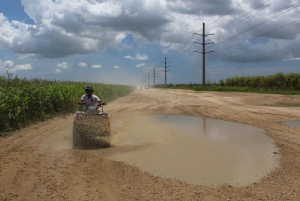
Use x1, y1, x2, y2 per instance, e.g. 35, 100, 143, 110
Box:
73, 103, 110, 149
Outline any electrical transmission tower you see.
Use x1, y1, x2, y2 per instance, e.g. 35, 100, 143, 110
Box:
161, 57, 171, 87
148, 67, 158, 88
193, 23, 214, 86
148, 72, 150, 88
153, 67, 157, 86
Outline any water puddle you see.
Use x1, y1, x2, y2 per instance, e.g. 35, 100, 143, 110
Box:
108, 115, 279, 187
282, 121, 300, 128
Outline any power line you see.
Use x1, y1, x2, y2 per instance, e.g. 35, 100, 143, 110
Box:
208, 2, 300, 49
166, 0, 300, 77
171, 54, 201, 73
206, 1, 232, 26
171, 52, 195, 70
207, 0, 248, 27
173, 32, 214, 69
170, 39, 195, 64
168, 34, 195, 62
169, 0, 245, 65
170, 1, 238, 63
210, 0, 277, 38
167, 0, 275, 73
169, 0, 258, 70
214, 18, 300, 53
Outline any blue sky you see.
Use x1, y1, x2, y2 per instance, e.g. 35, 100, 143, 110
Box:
0, 0, 299, 86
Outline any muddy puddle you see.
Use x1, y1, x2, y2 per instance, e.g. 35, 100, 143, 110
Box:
107, 115, 279, 187
282, 121, 300, 128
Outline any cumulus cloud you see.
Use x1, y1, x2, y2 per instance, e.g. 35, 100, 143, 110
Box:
0, 0, 171, 58
54, 69, 62, 73
91, 64, 102, 68
114, 65, 120, 68
57, 62, 70, 69
78, 62, 88, 68
136, 63, 145, 68
135, 54, 149, 60
124, 55, 134, 60
0, 0, 298, 63
166, 0, 236, 16
0, 61, 32, 72
15, 64, 32, 70
2, 60, 14, 68
124, 54, 149, 60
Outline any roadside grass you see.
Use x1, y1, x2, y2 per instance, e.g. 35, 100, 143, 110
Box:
155, 72, 300, 95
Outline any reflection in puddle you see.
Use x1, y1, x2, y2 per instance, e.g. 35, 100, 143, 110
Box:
282, 121, 300, 128
108, 115, 279, 187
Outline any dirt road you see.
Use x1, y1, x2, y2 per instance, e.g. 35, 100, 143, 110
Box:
1, 89, 300, 201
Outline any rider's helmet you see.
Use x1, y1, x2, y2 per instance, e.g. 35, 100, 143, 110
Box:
85, 86, 93, 93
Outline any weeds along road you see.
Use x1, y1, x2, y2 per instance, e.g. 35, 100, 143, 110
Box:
1, 88, 300, 201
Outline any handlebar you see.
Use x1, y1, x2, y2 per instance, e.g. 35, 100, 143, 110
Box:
77, 102, 107, 106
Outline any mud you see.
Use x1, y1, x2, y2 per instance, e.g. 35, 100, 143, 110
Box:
1, 89, 300, 201
108, 115, 279, 187
282, 120, 300, 128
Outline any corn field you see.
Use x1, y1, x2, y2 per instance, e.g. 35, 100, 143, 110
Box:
0, 73, 135, 133
220, 72, 300, 90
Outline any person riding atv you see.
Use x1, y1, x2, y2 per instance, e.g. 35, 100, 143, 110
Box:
73, 86, 110, 149
78, 86, 104, 111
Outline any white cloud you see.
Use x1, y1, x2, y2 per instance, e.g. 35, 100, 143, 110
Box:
57, 62, 70, 69
78, 62, 88, 68
124, 55, 134, 60
135, 54, 149, 60
91, 64, 102, 68
2, 60, 14, 68
0, 62, 33, 73
0, 60, 14, 69
124, 54, 149, 60
54, 69, 62, 73
0, 0, 299, 64
114, 65, 120, 68
136, 63, 145, 68
15, 64, 32, 71
0, 0, 173, 58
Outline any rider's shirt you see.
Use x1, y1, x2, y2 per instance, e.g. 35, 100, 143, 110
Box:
81, 94, 100, 110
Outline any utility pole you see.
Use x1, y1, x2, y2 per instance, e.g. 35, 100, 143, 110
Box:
148, 67, 157, 88
153, 67, 156, 86
144, 75, 147, 88
148, 72, 150, 88
193, 23, 214, 86
161, 57, 171, 87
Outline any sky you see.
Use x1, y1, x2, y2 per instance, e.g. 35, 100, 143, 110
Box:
0, 0, 299, 86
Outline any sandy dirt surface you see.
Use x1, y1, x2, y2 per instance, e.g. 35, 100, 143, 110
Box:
1, 89, 300, 201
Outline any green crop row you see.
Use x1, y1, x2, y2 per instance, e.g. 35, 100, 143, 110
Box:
0, 73, 135, 134
155, 72, 300, 94
220, 72, 300, 90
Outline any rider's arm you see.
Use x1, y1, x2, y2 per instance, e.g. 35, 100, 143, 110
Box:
94, 95, 101, 104
78, 99, 84, 105
78, 95, 85, 105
